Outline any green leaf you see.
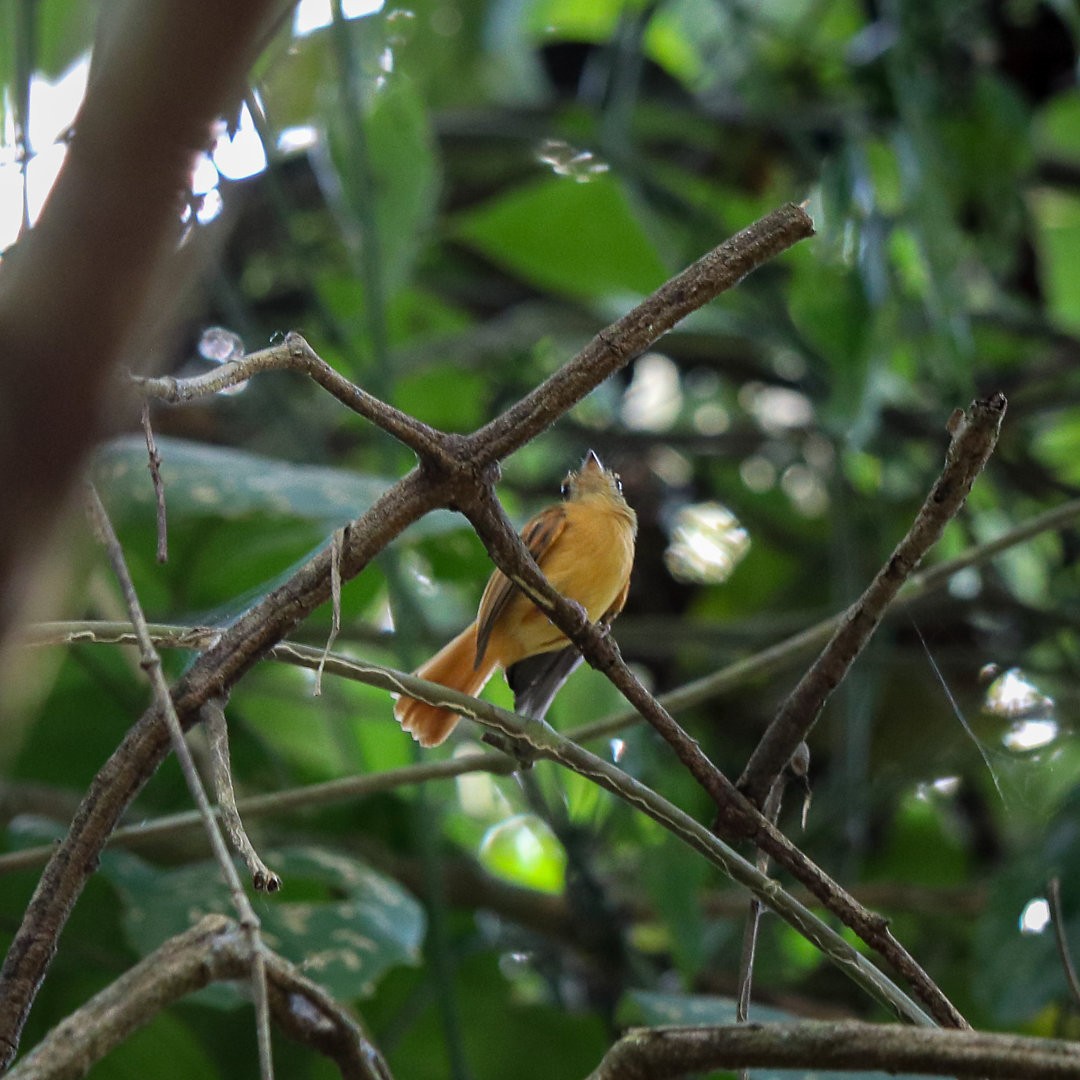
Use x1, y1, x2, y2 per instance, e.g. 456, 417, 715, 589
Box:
322, 62, 439, 303
92, 435, 458, 535
92, 1012, 222, 1080
452, 174, 669, 301
1036, 88, 1080, 161
478, 813, 566, 893
103, 846, 425, 1005
867, 789, 969, 887
35, 0, 96, 78
1039, 189, 1080, 334
639, 835, 710, 979
362, 78, 440, 298
395, 364, 490, 431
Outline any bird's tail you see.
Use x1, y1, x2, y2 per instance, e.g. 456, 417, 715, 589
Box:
394, 623, 496, 747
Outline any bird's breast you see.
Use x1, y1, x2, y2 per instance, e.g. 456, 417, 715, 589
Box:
486, 496, 636, 666
547, 502, 634, 610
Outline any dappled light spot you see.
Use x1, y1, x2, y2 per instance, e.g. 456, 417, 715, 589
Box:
1019, 897, 1050, 935
693, 401, 730, 434
212, 106, 268, 181
983, 668, 1058, 751
739, 382, 815, 433
780, 462, 828, 516
740, 454, 776, 492
277, 125, 319, 153
931, 775, 961, 796
191, 153, 220, 196
664, 501, 749, 584
455, 749, 513, 819
195, 187, 223, 225
479, 813, 565, 893
0, 55, 90, 251
648, 445, 692, 486
198, 326, 248, 391
948, 566, 982, 599
293, 0, 386, 37
535, 138, 610, 183
199, 326, 246, 363
622, 352, 682, 431
1002, 718, 1059, 752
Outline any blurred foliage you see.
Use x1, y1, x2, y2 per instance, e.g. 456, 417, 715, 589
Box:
4, 0, 1080, 1076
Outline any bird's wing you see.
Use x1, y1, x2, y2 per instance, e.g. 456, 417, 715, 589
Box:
506, 646, 583, 719
474, 504, 568, 667
601, 576, 631, 623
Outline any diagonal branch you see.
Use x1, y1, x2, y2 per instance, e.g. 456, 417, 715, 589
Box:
0, 203, 815, 1064
566, 491, 1080, 745
739, 393, 1007, 807
456, 486, 968, 1030
135, 332, 453, 466
467, 202, 815, 465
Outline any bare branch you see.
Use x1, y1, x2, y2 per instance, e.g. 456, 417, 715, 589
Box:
738, 393, 1008, 806
315, 527, 346, 696
587, 1021, 1080, 1080
457, 480, 968, 1030
140, 402, 168, 563
568, 490, 1080, 745
7, 915, 393, 1080
136, 332, 452, 466
204, 699, 281, 892
83, 484, 275, 1079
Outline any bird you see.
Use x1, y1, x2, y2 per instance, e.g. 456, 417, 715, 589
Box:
394, 450, 637, 747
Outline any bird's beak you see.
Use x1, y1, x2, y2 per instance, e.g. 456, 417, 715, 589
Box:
582, 449, 604, 473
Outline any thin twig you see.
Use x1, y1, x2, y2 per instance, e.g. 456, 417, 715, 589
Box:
738, 393, 1008, 807
140, 401, 168, 563
316, 527, 345, 696
0, 751, 516, 877
735, 778, 785, 1032
83, 485, 275, 1080
203, 698, 281, 892
1048, 877, 1080, 1011
135, 331, 453, 467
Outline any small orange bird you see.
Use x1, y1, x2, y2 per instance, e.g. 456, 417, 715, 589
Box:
395, 451, 637, 747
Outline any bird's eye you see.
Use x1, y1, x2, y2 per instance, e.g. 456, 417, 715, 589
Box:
560, 480, 571, 498
613, 474, 623, 493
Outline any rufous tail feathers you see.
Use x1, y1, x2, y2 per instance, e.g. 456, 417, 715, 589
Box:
394, 624, 495, 747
